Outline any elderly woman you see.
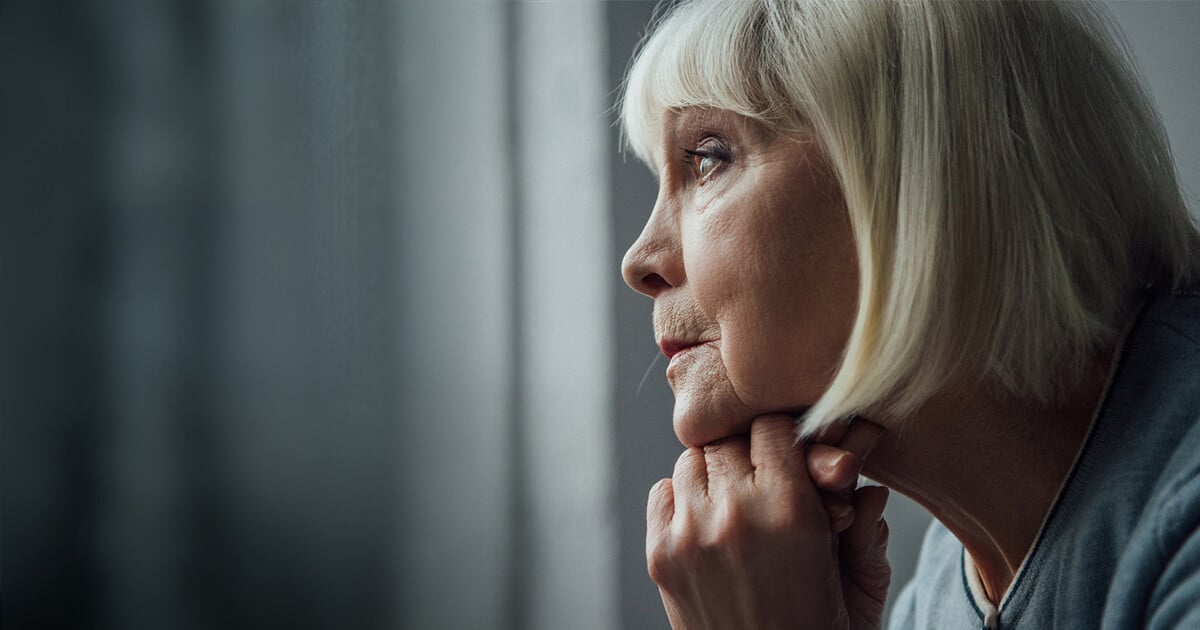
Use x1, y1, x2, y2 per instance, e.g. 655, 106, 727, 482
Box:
618, 1, 1200, 628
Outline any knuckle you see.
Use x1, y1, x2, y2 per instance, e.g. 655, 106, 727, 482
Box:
646, 540, 676, 585
646, 481, 673, 525
707, 496, 750, 548
647, 513, 701, 585
673, 534, 700, 561
763, 497, 823, 535
677, 447, 702, 466
673, 448, 703, 476
762, 507, 801, 534
648, 478, 672, 503
877, 561, 893, 582
704, 449, 733, 477
666, 512, 701, 558
859, 558, 892, 591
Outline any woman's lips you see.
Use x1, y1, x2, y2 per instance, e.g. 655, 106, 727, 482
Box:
659, 339, 704, 360
663, 340, 711, 384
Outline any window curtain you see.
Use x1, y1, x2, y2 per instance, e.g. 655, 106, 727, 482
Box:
2, 1, 615, 629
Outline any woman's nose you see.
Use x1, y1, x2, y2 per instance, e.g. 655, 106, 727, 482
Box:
621, 209, 683, 298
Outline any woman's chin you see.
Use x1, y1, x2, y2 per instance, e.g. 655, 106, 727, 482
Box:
670, 384, 756, 448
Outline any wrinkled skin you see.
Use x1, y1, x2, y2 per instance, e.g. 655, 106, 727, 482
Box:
647, 417, 890, 630
623, 108, 892, 628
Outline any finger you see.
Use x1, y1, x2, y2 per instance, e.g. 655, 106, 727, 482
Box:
841, 485, 891, 572
850, 484, 890, 532
807, 444, 862, 493
646, 478, 676, 588
672, 447, 709, 502
833, 418, 885, 463
839, 485, 892, 627
646, 478, 675, 545
807, 415, 852, 445
749, 414, 807, 477
823, 496, 855, 533
702, 435, 753, 495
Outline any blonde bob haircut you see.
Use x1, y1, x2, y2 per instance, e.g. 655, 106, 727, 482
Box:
621, 0, 1200, 436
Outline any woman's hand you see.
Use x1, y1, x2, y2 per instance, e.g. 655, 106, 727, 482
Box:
646, 414, 891, 629
808, 420, 892, 630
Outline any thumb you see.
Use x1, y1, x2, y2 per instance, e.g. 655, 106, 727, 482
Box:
840, 485, 892, 609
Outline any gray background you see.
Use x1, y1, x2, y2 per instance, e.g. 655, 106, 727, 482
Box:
2, 2, 1196, 629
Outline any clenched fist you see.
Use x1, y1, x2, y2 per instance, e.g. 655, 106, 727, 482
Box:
647, 415, 891, 629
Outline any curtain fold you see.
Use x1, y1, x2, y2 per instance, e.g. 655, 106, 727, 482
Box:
3, 1, 615, 629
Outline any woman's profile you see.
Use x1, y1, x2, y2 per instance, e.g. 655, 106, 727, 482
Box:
618, 1, 1200, 628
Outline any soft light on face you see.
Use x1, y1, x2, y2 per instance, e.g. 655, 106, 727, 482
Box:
621, 108, 859, 448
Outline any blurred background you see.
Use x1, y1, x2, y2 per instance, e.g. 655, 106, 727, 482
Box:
2, 1, 1197, 629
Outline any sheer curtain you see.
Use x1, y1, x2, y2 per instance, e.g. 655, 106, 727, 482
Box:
397, 2, 614, 628
4, 1, 613, 629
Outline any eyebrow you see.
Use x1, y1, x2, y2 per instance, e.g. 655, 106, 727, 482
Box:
678, 107, 778, 144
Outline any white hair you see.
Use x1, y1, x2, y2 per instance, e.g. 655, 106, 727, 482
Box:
620, 0, 1200, 435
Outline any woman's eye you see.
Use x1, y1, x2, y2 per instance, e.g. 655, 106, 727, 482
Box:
683, 149, 723, 180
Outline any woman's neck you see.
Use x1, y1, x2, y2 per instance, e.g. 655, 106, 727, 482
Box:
863, 352, 1116, 604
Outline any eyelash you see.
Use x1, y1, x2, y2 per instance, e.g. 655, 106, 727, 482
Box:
681, 143, 730, 181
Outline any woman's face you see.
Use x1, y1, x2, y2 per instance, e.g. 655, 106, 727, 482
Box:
622, 108, 859, 448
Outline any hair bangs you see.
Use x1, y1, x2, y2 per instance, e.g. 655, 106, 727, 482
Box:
620, 1, 794, 169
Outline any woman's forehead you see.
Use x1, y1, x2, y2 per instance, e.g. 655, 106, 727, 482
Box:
663, 108, 767, 137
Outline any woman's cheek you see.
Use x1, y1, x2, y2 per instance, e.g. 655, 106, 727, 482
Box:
718, 316, 782, 410
721, 308, 828, 412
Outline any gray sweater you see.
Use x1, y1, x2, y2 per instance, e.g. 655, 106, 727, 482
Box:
889, 287, 1200, 629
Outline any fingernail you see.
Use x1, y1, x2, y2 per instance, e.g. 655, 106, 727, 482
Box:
820, 451, 849, 475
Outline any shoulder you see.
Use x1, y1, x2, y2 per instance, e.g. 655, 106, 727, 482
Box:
1120, 471, 1200, 630
1122, 288, 1200, 374
1099, 488, 1200, 629
1114, 290, 1200, 543
1103, 289, 1200, 472
1126, 287, 1200, 368
1141, 402, 1200, 629
1100, 289, 1200, 627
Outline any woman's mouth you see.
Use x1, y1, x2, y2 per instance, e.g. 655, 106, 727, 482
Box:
659, 339, 705, 360
662, 340, 708, 384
